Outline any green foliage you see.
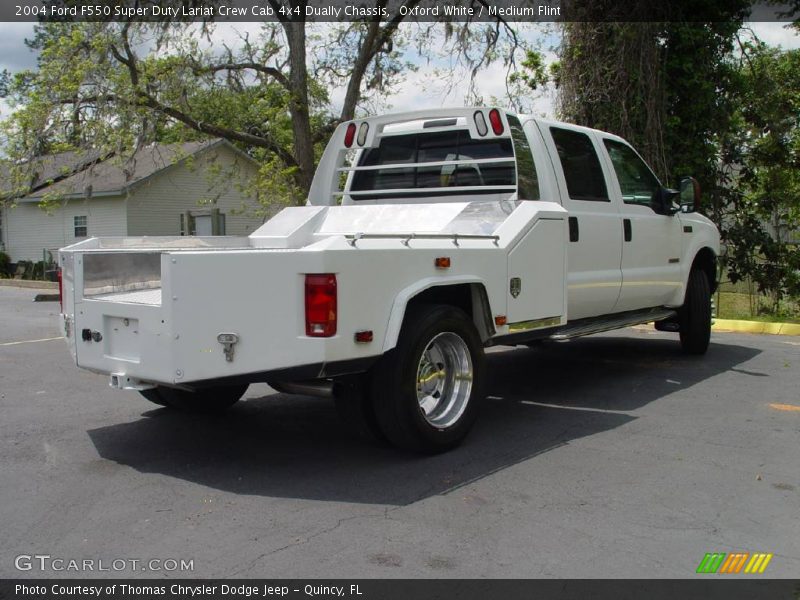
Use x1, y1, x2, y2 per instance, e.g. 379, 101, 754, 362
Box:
722, 43, 800, 304
508, 50, 549, 92
12, 259, 56, 280
558, 16, 748, 185
0, 251, 10, 278
557, 10, 800, 306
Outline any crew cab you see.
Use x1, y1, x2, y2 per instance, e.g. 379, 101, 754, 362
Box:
59, 108, 719, 452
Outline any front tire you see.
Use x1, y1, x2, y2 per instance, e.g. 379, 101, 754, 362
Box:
139, 384, 248, 412
371, 304, 486, 453
679, 269, 712, 355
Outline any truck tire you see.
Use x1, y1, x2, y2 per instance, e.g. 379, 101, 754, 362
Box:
371, 304, 486, 453
139, 384, 248, 412
333, 375, 386, 443
679, 269, 712, 355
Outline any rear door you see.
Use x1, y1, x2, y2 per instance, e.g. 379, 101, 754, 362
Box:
537, 123, 622, 320
600, 138, 683, 310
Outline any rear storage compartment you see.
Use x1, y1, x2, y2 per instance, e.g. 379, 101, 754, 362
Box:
59, 237, 250, 388
82, 251, 163, 305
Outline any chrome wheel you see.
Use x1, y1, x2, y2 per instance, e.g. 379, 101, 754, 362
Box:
416, 331, 474, 428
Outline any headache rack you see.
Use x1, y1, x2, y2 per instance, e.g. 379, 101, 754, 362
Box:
336, 157, 516, 173
308, 107, 522, 206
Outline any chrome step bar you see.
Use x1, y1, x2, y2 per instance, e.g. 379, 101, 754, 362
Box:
549, 308, 677, 341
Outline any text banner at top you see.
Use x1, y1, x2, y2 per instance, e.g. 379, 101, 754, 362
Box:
2, 0, 797, 23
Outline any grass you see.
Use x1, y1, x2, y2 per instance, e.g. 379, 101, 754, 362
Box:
716, 291, 800, 324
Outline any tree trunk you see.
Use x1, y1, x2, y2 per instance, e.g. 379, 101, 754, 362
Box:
340, 22, 381, 122
283, 20, 315, 201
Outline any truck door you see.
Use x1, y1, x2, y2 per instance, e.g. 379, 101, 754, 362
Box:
600, 138, 683, 311
537, 123, 623, 320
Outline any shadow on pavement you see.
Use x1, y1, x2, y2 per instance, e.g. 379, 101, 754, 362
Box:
87, 335, 759, 505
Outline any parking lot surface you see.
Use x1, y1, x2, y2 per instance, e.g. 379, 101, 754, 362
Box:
1, 286, 798, 578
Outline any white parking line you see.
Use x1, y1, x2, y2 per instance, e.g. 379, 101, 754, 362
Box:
0, 336, 65, 347
520, 400, 632, 415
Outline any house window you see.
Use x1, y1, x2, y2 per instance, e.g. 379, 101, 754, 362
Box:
182, 210, 226, 236
74, 215, 88, 238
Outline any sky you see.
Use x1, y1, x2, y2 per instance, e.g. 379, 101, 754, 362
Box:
0, 20, 798, 134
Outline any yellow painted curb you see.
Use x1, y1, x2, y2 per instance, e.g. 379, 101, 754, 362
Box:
712, 319, 800, 336
0, 279, 58, 290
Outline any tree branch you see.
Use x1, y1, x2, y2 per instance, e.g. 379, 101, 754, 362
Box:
192, 61, 291, 90
135, 92, 298, 167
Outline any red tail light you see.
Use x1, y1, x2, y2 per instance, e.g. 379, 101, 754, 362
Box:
488, 108, 504, 135
344, 123, 357, 148
305, 274, 337, 337
57, 268, 63, 312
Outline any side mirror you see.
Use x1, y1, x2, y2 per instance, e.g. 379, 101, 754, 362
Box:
679, 176, 701, 213
655, 187, 680, 215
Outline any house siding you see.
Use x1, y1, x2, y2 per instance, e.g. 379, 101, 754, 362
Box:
4, 197, 127, 262
126, 144, 263, 237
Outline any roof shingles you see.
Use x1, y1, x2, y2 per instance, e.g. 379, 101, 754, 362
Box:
22, 140, 221, 200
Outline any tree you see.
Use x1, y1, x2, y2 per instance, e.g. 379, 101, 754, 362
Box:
1, 8, 529, 206
723, 43, 800, 305
556, 15, 749, 191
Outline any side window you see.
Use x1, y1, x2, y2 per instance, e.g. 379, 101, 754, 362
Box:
73, 215, 88, 238
550, 127, 608, 202
604, 139, 661, 209
507, 115, 540, 200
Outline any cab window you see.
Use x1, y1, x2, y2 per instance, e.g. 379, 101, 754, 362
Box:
603, 139, 661, 209
550, 127, 609, 202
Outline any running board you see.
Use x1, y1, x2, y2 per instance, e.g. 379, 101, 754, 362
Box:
549, 308, 677, 341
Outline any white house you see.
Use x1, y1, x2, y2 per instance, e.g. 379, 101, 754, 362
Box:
0, 139, 266, 262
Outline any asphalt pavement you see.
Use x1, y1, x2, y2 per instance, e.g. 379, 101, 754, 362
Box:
1, 285, 798, 578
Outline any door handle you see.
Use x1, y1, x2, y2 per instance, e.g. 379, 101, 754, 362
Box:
568, 216, 579, 242
623, 218, 632, 242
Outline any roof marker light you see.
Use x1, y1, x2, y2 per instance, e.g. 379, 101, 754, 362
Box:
357, 122, 369, 146
474, 111, 488, 136
344, 123, 357, 148
488, 109, 504, 135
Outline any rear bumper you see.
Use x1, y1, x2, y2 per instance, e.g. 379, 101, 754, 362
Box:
184, 356, 380, 389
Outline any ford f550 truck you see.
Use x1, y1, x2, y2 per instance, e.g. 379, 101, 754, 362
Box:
59, 108, 719, 452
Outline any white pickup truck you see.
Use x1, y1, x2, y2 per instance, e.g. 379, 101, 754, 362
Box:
59, 107, 719, 452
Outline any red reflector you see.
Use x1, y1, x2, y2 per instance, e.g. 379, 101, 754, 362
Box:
488, 109, 504, 135
495, 315, 507, 326
435, 257, 451, 269
355, 330, 373, 343
57, 268, 63, 312
344, 123, 357, 148
305, 274, 337, 337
